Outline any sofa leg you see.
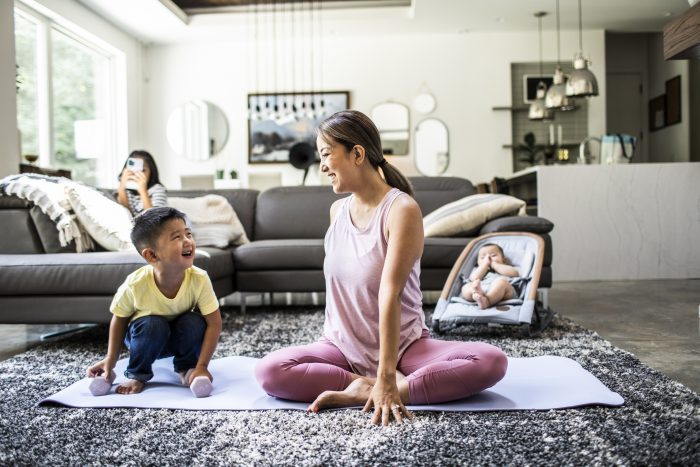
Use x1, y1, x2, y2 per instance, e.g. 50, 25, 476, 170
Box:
240, 293, 248, 314
538, 288, 550, 309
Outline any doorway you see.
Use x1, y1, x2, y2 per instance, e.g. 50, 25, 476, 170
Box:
606, 72, 645, 162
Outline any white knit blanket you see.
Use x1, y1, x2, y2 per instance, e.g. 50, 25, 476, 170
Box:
169, 195, 249, 247
0, 174, 94, 252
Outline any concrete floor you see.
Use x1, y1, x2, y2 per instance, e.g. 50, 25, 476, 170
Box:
550, 279, 700, 393
1, 279, 698, 393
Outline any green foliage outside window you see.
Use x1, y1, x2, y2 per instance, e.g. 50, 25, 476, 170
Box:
52, 30, 98, 186
15, 12, 107, 186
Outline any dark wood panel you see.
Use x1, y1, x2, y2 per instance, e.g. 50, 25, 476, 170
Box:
172, 0, 395, 9
664, 2, 700, 60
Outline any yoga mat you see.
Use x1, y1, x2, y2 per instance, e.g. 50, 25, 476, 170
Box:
40, 356, 623, 411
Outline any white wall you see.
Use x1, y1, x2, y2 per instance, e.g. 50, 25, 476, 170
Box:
0, 0, 20, 177
647, 33, 689, 162
143, 28, 606, 189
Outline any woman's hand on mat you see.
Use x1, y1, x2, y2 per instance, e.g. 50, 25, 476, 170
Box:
363, 376, 412, 426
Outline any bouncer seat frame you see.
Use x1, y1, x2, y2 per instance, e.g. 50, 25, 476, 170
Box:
431, 232, 554, 336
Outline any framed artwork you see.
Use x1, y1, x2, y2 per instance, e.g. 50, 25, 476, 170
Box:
649, 95, 666, 132
665, 75, 681, 126
247, 91, 350, 164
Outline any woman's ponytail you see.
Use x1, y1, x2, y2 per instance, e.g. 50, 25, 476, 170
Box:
380, 161, 414, 197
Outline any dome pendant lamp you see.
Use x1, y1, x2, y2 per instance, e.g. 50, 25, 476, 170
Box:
545, 0, 576, 111
529, 12, 554, 121
566, 0, 599, 97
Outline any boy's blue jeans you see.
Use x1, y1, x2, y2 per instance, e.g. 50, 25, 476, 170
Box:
124, 312, 206, 382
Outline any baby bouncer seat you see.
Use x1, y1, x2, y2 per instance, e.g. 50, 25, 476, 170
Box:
431, 232, 554, 336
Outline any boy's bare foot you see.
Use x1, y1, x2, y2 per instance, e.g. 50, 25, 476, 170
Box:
116, 379, 145, 395
307, 377, 373, 413
473, 292, 491, 309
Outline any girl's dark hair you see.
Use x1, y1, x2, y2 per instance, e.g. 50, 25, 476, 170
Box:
120, 150, 162, 188
317, 110, 414, 197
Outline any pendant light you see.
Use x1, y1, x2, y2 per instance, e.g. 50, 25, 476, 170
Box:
529, 12, 554, 121
545, 0, 576, 111
566, 0, 599, 97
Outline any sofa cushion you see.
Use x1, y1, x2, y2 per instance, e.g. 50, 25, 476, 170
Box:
423, 194, 526, 237
64, 183, 134, 251
0, 249, 233, 296
168, 189, 259, 241
234, 239, 325, 270
29, 206, 77, 253
197, 247, 235, 280
479, 215, 554, 235
255, 187, 345, 240
409, 176, 477, 216
0, 208, 45, 254
422, 237, 472, 268
169, 195, 250, 247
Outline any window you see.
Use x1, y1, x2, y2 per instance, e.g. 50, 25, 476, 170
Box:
14, 11, 39, 157
14, 3, 120, 187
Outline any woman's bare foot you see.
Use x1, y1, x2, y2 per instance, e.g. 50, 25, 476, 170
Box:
116, 379, 145, 395
473, 292, 491, 309
307, 378, 373, 413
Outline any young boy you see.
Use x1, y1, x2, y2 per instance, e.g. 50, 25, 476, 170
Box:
86, 207, 222, 397
461, 243, 521, 310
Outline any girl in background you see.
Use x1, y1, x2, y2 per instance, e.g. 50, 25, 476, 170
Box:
117, 150, 168, 216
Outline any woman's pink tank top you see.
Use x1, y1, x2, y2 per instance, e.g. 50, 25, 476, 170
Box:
323, 187, 428, 377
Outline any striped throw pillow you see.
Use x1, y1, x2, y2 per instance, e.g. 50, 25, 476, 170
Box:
423, 194, 526, 237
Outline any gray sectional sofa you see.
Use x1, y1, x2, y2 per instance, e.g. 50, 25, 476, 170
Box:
0, 176, 554, 324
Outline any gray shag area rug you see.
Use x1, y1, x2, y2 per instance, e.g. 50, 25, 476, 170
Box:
0, 307, 698, 466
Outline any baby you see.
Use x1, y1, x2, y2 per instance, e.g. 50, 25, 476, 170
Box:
86, 207, 222, 397
461, 243, 521, 309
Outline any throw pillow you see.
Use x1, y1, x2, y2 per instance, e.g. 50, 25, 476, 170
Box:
169, 195, 249, 248
423, 194, 526, 237
64, 182, 135, 251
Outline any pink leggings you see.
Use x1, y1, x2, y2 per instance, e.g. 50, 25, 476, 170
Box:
254, 337, 508, 404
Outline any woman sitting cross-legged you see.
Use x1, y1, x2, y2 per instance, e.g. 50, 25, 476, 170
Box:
254, 110, 508, 426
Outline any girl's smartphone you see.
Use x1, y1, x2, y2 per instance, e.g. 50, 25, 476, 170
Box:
126, 157, 144, 172
125, 158, 144, 190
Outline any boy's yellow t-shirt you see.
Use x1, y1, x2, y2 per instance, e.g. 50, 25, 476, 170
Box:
110, 265, 219, 322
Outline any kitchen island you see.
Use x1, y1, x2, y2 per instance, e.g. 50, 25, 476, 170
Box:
507, 163, 700, 281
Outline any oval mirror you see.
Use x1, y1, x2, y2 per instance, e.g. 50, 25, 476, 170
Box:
166, 100, 229, 161
370, 102, 410, 156
415, 118, 449, 176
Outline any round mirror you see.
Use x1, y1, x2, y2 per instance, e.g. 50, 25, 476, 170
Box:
413, 93, 436, 114
370, 101, 410, 156
166, 100, 229, 161
415, 118, 449, 176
